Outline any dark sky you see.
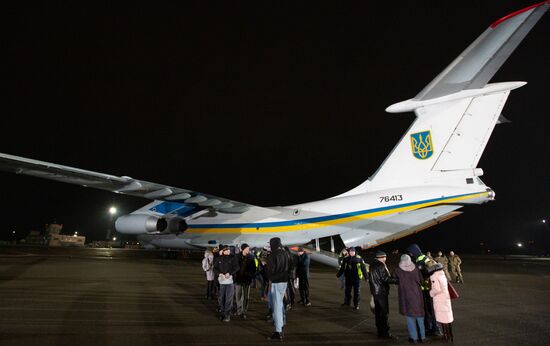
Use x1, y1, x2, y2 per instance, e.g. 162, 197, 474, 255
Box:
1, 1, 549, 252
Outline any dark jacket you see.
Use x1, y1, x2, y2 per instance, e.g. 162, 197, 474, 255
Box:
266, 238, 289, 283
368, 259, 397, 295
393, 266, 425, 317
407, 244, 435, 291
296, 253, 310, 279
213, 254, 239, 278
337, 255, 368, 284
235, 253, 256, 285
288, 252, 298, 280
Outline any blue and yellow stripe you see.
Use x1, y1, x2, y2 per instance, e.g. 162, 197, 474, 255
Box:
186, 191, 488, 234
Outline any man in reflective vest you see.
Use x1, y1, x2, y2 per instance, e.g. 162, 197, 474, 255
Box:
337, 247, 368, 310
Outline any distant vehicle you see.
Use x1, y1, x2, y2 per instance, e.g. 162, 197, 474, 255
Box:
1, 3, 548, 252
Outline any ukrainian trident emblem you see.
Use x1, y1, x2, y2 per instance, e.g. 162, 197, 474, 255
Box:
410, 131, 433, 160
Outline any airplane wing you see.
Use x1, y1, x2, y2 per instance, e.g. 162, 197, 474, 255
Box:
415, 2, 549, 100
0, 152, 257, 214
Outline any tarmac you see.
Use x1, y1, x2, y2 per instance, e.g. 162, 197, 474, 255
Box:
1, 246, 549, 345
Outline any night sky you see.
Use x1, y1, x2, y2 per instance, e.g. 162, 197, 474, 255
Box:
1, 1, 549, 252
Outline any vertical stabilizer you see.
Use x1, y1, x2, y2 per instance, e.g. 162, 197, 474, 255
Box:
338, 2, 548, 196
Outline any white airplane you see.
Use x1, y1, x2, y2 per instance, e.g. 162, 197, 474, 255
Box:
1, 3, 548, 251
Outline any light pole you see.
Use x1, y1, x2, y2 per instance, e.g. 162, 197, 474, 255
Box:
106, 206, 117, 242
542, 218, 549, 255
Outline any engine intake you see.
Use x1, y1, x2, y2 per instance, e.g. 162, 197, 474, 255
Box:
115, 214, 168, 234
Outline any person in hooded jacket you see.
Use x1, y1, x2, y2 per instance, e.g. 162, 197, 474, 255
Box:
393, 254, 426, 343
266, 237, 289, 341
430, 263, 454, 342
202, 249, 215, 300
407, 243, 441, 336
368, 250, 398, 339
213, 245, 239, 322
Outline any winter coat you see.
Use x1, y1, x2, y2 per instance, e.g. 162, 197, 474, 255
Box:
430, 269, 454, 323
449, 254, 462, 268
393, 263, 424, 317
202, 252, 214, 281
266, 248, 289, 283
338, 255, 368, 284
407, 244, 435, 279
296, 253, 310, 279
213, 254, 239, 280
288, 253, 298, 280
434, 255, 449, 267
368, 259, 397, 295
235, 253, 256, 285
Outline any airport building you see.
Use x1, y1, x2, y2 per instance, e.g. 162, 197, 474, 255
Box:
23, 223, 86, 247
48, 233, 85, 247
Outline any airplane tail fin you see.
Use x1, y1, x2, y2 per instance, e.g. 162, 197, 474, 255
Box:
340, 2, 548, 194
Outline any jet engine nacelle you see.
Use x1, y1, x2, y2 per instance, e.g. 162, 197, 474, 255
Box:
115, 214, 188, 234
115, 214, 168, 234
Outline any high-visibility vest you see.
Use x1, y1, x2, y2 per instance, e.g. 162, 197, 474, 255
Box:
356, 263, 364, 279
416, 254, 430, 290
356, 256, 364, 280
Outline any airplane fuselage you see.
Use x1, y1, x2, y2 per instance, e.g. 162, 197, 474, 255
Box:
138, 184, 492, 249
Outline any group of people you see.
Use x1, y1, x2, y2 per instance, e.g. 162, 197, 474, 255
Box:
376, 244, 453, 343
201, 238, 311, 342
202, 244, 256, 321
338, 244, 461, 343
426, 250, 464, 283
202, 239, 461, 343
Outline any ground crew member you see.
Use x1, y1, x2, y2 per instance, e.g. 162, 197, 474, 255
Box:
337, 249, 349, 289
434, 251, 451, 281
337, 247, 368, 309
368, 250, 398, 338
449, 251, 463, 283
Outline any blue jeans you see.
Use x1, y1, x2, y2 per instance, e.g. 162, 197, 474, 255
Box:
271, 282, 288, 333
406, 315, 425, 341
